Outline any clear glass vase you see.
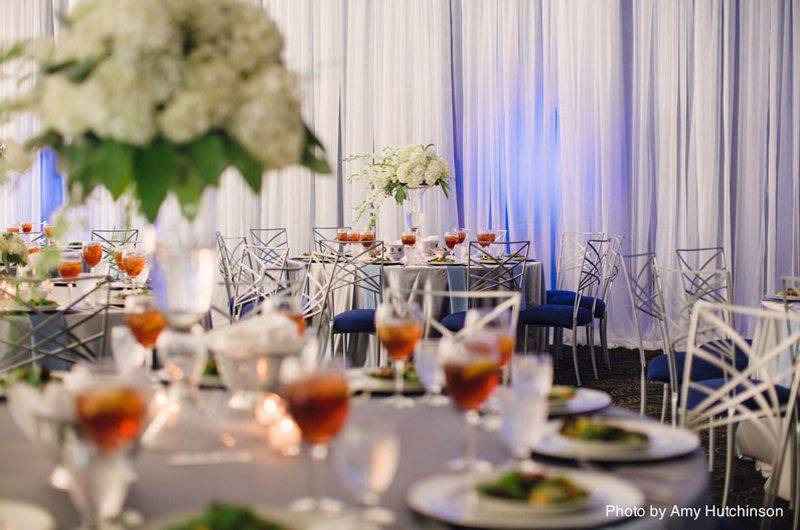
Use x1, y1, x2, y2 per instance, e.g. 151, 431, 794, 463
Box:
403, 186, 428, 265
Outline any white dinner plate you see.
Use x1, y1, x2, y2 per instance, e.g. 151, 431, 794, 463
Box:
145, 506, 324, 530
0, 499, 55, 530
156, 369, 223, 389
407, 468, 644, 529
345, 368, 424, 394
535, 418, 700, 462
764, 293, 800, 303
548, 387, 611, 417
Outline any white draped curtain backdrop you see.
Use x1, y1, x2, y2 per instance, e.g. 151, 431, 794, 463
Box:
0, 0, 798, 346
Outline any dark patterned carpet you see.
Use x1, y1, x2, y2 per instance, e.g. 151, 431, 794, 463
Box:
552, 345, 793, 530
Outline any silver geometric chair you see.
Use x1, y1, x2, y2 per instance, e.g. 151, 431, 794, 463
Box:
224, 243, 290, 320
520, 238, 609, 386
680, 301, 800, 518
675, 245, 728, 272
313, 226, 350, 251
621, 251, 659, 415
651, 263, 735, 426
250, 228, 289, 264
91, 228, 139, 273
0, 274, 113, 373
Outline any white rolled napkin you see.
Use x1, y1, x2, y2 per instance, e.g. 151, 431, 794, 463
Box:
205, 311, 306, 361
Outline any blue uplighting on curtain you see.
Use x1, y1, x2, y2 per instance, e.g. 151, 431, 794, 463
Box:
39, 147, 63, 222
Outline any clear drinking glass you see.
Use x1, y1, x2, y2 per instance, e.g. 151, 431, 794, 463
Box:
414, 339, 448, 406
498, 387, 548, 469
444, 230, 459, 258
63, 368, 146, 529
282, 357, 350, 514
443, 336, 501, 473
58, 250, 83, 301
511, 354, 553, 397
334, 422, 400, 525
375, 299, 423, 409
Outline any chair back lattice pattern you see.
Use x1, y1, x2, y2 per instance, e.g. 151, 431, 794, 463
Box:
674, 246, 727, 273
215, 233, 246, 291
0, 275, 113, 373
653, 264, 734, 397
250, 228, 288, 254
621, 252, 658, 371
599, 235, 623, 300
388, 287, 521, 343
313, 227, 349, 251
679, 302, 800, 514
92, 228, 139, 275
224, 244, 290, 320
466, 241, 530, 296
320, 239, 384, 305
567, 238, 610, 318
555, 231, 606, 290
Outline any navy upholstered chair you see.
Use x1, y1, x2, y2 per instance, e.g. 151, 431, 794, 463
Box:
520, 238, 609, 386
440, 241, 530, 332
322, 239, 384, 362
546, 232, 621, 370
679, 302, 800, 511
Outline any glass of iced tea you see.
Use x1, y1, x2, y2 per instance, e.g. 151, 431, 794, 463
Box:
268, 294, 306, 335
20, 222, 32, 234
58, 250, 83, 299
65, 368, 146, 528
444, 230, 459, 257
477, 229, 496, 248
125, 295, 167, 367
121, 245, 146, 293
464, 308, 515, 382
7, 226, 19, 233
336, 228, 349, 243
347, 229, 361, 244
401, 227, 418, 247
82, 241, 103, 273
443, 336, 501, 472
359, 229, 375, 249
43, 224, 54, 239
375, 298, 423, 409
282, 358, 350, 513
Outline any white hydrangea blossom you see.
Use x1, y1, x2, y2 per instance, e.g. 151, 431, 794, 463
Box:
0, 140, 31, 185
346, 144, 450, 225
32, 0, 304, 161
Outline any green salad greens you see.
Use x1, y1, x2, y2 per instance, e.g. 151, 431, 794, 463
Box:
203, 358, 218, 377
560, 417, 649, 446
163, 504, 286, 530
0, 365, 52, 388
476, 471, 589, 506
365, 364, 419, 383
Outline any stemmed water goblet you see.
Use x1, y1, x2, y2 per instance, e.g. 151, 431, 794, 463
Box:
456, 228, 470, 261
282, 356, 350, 514
58, 249, 83, 302
375, 298, 423, 409
125, 295, 167, 371
359, 228, 376, 250
444, 230, 459, 259
121, 245, 146, 293
477, 227, 496, 248
61, 365, 147, 529
443, 334, 502, 473
333, 421, 400, 525
464, 308, 515, 383
415, 339, 448, 406
82, 241, 103, 275
336, 228, 349, 243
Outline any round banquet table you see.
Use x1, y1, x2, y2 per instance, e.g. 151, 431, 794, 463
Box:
288, 259, 546, 363
0, 398, 709, 529
0, 285, 127, 368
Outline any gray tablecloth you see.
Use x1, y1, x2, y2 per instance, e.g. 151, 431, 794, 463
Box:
0, 402, 708, 529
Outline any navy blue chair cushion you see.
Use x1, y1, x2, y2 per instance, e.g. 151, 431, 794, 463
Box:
546, 289, 606, 318
333, 309, 376, 333
646, 340, 751, 384
441, 311, 467, 332
686, 377, 791, 412
229, 295, 261, 318
519, 305, 593, 328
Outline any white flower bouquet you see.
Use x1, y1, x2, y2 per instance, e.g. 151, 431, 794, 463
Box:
0, 232, 28, 269
346, 144, 451, 227
0, 0, 329, 221
0, 140, 31, 186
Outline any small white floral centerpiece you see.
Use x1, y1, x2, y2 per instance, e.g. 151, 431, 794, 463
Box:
0, 140, 31, 186
0, 0, 329, 221
0, 232, 28, 271
346, 144, 451, 228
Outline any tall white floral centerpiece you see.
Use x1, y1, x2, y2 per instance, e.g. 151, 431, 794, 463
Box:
0, 0, 330, 323
346, 144, 451, 230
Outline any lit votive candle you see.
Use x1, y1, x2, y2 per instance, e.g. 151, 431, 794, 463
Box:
268, 414, 301, 457
255, 393, 286, 426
